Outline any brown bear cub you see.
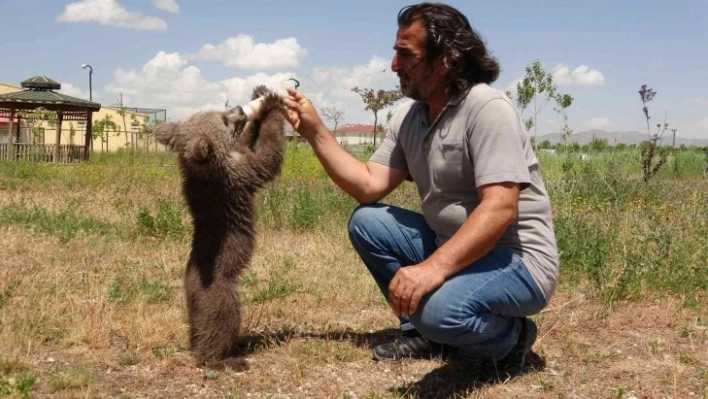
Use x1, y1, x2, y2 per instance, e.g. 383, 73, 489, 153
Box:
152, 86, 285, 371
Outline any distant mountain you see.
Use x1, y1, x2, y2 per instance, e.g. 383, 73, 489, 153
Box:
534, 129, 708, 147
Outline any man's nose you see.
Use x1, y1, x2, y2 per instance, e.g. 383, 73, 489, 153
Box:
391, 54, 401, 73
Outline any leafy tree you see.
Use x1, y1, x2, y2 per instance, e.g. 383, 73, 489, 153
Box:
69, 122, 76, 145
351, 87, 403, 147
129, 114, 152, 150
115, 93, 131, 148
18, 108, 56, 144
588, 137, 608, 152
554, 93, 574, 151
567, 142, 581, 153
638, 84, 668, 182
321, 106, 345, 133
515, 60, 557, 145
92, 114, 119, 152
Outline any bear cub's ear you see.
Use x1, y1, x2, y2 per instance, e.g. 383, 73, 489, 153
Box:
150, 122, 180, 151
185, 137, 210, 163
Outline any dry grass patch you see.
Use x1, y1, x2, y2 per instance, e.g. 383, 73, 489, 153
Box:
1, 151, 707, 398
2, 223, 707, 398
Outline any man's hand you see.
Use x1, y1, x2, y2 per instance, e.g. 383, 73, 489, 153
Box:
385, 182, 521, 317
283, 88, 325, 142
388, 263, 445, 317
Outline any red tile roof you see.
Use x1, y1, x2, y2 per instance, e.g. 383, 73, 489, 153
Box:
333, 124, 386, 134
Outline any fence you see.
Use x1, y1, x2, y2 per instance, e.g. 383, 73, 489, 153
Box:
93, 130, 168, 153
0, 144, 84, 163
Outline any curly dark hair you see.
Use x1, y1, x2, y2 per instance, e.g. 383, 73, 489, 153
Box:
397, 2, 500, 96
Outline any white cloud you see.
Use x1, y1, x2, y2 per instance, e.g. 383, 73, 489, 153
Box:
153, 0, 180, 13
583, 117, 615, 130
191, 35, 308, 70
105, 52, 403, 126
106, 51, 299, 120
552, 64, 606, 87
694, 97, 708, 106
59, 83, 93, 101
306, 57, 402, 124
57, 0, 167, 31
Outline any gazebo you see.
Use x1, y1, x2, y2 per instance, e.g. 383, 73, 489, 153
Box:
0, 75, 101, 162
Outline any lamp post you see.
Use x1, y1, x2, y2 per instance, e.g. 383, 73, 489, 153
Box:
81, 64, 93, 101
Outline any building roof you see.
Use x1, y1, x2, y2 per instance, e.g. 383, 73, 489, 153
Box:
0, 82, 22, 93
333, 124, 380, 133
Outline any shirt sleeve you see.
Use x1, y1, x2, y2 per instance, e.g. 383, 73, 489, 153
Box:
468, 98, 532, 188
369, 112, 408, 173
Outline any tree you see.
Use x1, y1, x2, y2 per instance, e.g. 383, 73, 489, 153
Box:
320, 106, 345, 133
638, 84, 668, 182
554, 93, 574, 152
351, 87, 403, 147
69, 122, 76, 145
115, 93, 130, 148
588, 137, 608, 152
18, 107, 56, 144
130, 114, 151, 151
515, 60, 557, 148
92, 114, 119, 152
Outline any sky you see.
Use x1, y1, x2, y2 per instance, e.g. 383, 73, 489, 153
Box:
0, 0, 707, 139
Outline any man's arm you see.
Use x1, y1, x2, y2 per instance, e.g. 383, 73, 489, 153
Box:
388, 181, 520, 317
284, 89, 408, 203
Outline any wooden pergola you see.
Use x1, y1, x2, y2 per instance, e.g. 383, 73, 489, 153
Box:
0, 75, 101, 162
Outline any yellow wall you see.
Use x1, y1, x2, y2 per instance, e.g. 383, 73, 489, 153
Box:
1, 81, 162, 152
20, 106, 153, 152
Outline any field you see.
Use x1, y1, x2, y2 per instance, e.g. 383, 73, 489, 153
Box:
0, 144, 706, 398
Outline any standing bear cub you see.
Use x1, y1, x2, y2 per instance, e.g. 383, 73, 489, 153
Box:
152, 86, 286, 370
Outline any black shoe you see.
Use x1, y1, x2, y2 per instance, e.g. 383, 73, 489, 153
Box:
498, 318, 538, 369
372, 335, 445, 361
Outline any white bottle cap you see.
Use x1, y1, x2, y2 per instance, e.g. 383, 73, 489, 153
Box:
242, 105, 256, 121
242, 89, 291, 121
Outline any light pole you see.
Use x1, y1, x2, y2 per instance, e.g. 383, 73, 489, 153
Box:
81, 64, 93, 101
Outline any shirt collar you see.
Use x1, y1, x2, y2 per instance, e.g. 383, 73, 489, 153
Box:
447, 85, 473, 106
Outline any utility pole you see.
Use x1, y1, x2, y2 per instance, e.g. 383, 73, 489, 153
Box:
670, 128, 677, 148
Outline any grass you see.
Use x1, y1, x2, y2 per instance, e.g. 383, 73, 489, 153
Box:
0, 144, 706, 398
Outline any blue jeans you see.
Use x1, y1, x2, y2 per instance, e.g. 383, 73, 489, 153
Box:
348, 203, 547, 360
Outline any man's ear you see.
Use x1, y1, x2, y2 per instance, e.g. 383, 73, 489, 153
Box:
438, 55, 451, 75
150, 122, 180, 150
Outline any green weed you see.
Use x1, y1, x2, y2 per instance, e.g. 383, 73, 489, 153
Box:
0, 203, 113, 243
135, 200, 189, 240
251, 274, 299, 303
0, 280, 20, 311
0, 372, 35, 399
107, 277, 173, 305
50, 366, 93, 392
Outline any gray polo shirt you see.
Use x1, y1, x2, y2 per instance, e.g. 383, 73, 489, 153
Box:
370, 83, 558, 300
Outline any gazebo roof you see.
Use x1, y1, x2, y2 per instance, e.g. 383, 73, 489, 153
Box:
21, 75, 61, 90
0, 89, 101, 111
0, 75, 100, 113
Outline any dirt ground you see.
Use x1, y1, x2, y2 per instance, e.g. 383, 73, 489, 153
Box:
1, 225, 706, 399
5, 278, 707, 398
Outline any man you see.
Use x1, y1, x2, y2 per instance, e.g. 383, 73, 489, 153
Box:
284, 2, 558, 366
